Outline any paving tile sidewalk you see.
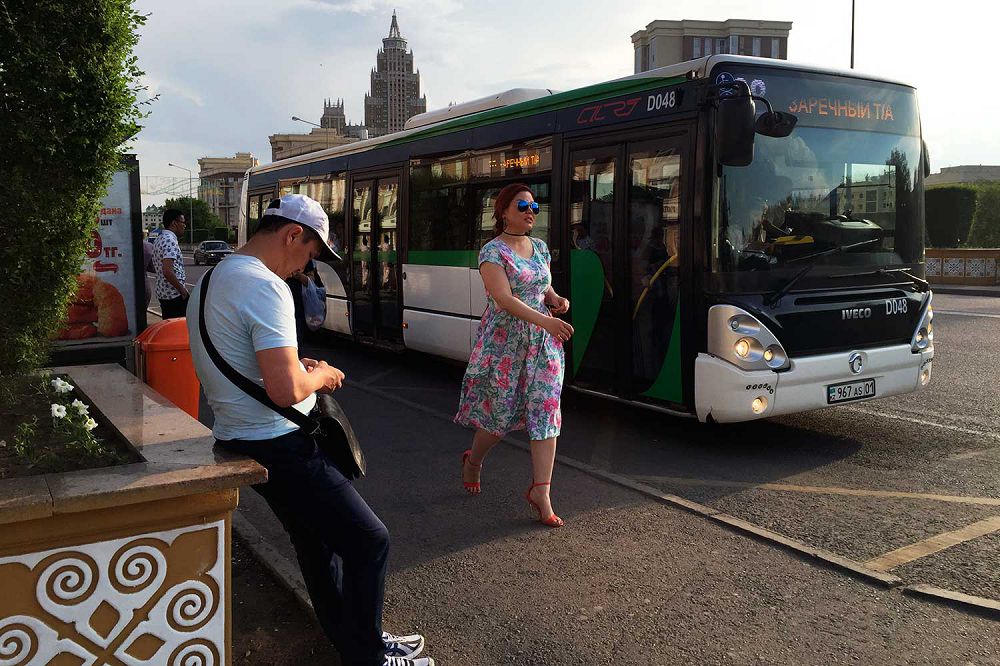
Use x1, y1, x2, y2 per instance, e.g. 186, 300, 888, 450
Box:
229, 373, 1000, 666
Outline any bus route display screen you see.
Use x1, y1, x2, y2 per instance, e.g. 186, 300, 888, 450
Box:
471, 144, 552, 178
711, 65, 920, 136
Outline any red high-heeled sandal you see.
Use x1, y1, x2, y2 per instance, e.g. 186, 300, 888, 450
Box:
525, 481, 564, 527
461, 450, 482, 494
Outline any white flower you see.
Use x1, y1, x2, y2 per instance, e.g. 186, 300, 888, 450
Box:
51, 378, 74, 394
83, 418, 98, 431
51, 404, 67, 418
71, 399, 89, 415
0, 440, 6, 448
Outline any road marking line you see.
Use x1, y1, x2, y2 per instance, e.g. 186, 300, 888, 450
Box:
934, 310, 1000, 319
630, 474, 1000, 507
843, 406, 1000, 442
947, 446, 1000, 461
864, 516, 1000, 572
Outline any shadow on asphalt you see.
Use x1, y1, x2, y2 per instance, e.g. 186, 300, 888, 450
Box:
196, 333, 864, 574
299, 334, 864, 515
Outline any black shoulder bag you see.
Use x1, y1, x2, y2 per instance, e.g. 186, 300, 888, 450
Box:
197, 268, 366, 479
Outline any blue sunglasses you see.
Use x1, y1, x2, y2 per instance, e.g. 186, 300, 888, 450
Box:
516, 200, 540, 214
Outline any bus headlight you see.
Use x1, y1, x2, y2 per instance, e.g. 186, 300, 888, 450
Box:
763, 345, 787, 369
920, 362, 932, 386
708, 306, 790, 372
911, 295, 934, 352
751, 396, 768, 414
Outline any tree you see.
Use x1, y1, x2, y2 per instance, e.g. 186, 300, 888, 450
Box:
163, 197, 224, 230
0, 0, 147, 374
966, 184, 1000, 248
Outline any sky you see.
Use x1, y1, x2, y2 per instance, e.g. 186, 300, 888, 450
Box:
132, 0, 998, 207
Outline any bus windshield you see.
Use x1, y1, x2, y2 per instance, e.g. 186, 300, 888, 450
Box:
711, 67, 924, 292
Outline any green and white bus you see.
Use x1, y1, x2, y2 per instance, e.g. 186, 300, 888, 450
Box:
241, 54, 934, 422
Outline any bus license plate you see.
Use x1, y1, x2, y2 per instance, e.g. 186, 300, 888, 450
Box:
827, 378, 876, 404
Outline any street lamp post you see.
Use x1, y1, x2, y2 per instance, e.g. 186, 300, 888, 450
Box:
291, 116, 330, 150
850, 0, 856, 69
168, 163, 195, 246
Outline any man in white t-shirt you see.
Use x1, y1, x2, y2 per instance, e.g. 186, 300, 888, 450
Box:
153, 209, 189, 318
188, 194, 435, 666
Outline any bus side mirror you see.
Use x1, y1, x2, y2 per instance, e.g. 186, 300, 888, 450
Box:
922, 139, 931, 178
716, 93, 756, 167
755, 111, 797, 138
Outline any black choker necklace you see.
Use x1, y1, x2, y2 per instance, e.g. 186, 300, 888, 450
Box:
501, 230, 529, 237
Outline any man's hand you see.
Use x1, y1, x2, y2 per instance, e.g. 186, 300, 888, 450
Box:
303, 358, 345, 393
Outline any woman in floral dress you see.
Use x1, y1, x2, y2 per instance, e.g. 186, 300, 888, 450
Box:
455, 183, 574, 527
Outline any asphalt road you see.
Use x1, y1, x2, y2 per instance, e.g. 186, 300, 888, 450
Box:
164, 254, 1000, 661
263, 291, 999, 663
289, 292, 1000, 601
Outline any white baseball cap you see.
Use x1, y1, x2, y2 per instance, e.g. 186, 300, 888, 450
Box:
262, 194, 342, 262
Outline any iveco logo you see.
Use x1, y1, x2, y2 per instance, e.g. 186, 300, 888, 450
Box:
842, 307, 872, 320
848, 352, 864, 375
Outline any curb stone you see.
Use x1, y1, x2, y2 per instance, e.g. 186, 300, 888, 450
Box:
232, 509, 314, 612
902, 584, 1000, 619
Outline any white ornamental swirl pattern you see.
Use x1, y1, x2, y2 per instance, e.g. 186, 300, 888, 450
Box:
37, 553, 99, 606
169, 638, 220, 666
0, 622, 36, 666
110, 541, 167, 594
0, 520, 226, 664
167, 579, 219, 632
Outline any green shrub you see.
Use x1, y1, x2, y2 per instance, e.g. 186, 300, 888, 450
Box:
0, 0, 147, 374
966, 184, 1000, 248
925, 185, 978, 248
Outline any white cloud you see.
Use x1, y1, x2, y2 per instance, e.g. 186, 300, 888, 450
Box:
128, 0, 999, 197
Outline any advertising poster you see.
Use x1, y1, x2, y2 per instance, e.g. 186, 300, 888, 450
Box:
54, 160, 144, 350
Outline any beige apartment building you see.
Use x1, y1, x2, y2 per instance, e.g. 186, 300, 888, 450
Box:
926, 165, 1000, 187
197, 152, 259, 229
268, 129, 359, 162
632, 19, 792, 73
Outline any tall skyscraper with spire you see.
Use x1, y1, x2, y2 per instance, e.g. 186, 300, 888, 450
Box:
364, 11, 427, 138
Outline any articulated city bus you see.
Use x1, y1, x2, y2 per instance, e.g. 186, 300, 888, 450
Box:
241, 54, 934, 423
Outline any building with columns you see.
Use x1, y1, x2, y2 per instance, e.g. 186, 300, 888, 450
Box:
632, 19, 792, 73
197, 152, 259, 229
364, 11, 427, 137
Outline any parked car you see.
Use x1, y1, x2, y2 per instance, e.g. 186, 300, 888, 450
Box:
193, 240, 233, 265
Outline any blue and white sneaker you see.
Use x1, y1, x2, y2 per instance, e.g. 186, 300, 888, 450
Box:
382, 630, 425, 659
382, 657, 434, 666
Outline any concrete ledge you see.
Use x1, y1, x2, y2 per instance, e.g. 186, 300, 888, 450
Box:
902, 584, 1000, 618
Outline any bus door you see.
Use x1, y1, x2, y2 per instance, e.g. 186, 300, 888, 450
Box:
349, 174, 402, 345
566, 130, 689, 407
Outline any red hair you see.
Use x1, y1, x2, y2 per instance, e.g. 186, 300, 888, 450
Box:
492, 183, 533, 236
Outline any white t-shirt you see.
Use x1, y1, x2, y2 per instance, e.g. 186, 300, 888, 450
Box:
152, 229, 186, 300
187, 254, 316, 441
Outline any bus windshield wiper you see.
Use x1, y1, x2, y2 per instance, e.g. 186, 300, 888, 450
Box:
763, 238, 882, 307
828, 267, 930, 292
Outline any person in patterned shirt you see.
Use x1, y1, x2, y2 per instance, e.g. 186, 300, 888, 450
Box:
153, 208, 188, 318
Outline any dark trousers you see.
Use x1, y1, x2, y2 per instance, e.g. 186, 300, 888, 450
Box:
159, 295, 188, 319
218, 430, 389, 665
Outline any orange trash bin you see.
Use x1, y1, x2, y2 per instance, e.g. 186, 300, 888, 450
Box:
134, 318, 200, 419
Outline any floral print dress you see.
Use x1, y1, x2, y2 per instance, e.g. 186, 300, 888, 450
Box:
455, 236, 564, 440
